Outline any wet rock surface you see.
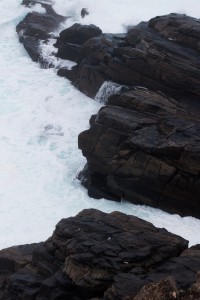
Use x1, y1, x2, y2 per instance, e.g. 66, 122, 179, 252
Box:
78, 87, 200, 218
72, 14, 200, 217
59, 14, 200, 100
0, 209, 200, 299
55, 23, 102, 62
16, 0, 66, 63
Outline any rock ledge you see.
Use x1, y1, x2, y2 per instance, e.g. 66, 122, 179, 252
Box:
1, 209, 200, 299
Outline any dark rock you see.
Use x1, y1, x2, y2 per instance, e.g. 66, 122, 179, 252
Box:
149, 14, 200, 52
104, 273, 149, 300
0, 209, 194, 299
59, 23, 102, 46
0, 243, 40, 273
56, 42, 82, 61
55, 23, 102, 62
81, 8, 89, 19
61, 14, 200, 100
132, 277, 179, 300
61, 209, 187, 296
16, 0, 66, 63
78, 86, 200, 217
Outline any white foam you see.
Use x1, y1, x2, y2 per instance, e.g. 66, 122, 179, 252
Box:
39, 38, 77, 69
53, 0, 200, 33
95, 81, 123, 104
0, 0, 200, 249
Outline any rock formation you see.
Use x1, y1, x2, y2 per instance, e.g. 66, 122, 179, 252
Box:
1, 209, 200, 299
54, 23, 102, 62
78, 87, 200, 217
56, 14, 200, 217
16, 0, 66, 63
58, 14, 200, 100
16, 2, 200, 217
10, 6, 200, 299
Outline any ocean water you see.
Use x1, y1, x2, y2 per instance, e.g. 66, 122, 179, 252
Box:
0, 0, 200, 249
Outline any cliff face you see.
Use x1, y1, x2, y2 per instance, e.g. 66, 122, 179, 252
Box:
1, 209, 200, 300
78, 87, 200, 217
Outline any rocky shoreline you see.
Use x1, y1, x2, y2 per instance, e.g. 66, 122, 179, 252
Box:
1, 209, 200, 299
17, 0, 200, 218
1, 0, 200, 298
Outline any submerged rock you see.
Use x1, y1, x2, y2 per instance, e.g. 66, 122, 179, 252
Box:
1, 209, 200, 299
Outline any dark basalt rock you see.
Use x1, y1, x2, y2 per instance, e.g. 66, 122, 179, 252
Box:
149, 14, 200, 51
55, 23, 102, 62
78, 87, 200, 217
13, 9, 200, 299
0, 209, 200, 299
16, 0, 66, 63
59, 14, 200, 100
69, 14, 200, 217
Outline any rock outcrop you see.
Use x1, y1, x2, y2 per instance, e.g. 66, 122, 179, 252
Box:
54, 23, 102, 62
16, 0, 66, 63
1, 209, 200, 299
58, 14, 200, 100
55, 14, 200, 217
78, 87, 200, 217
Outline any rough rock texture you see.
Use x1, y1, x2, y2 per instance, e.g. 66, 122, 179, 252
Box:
16, 0, 66, 63
149, 14, 200, 51
78, 87, 200, 217
1, 209, 200, 299
73, 14, 200, 217
59, 14, 200, 100
55, 23, 102, 62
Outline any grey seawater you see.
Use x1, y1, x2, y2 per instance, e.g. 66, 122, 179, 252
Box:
0, 0, 199, 249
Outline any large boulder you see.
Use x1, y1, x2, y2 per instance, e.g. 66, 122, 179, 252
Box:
55, 23, 102, 62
